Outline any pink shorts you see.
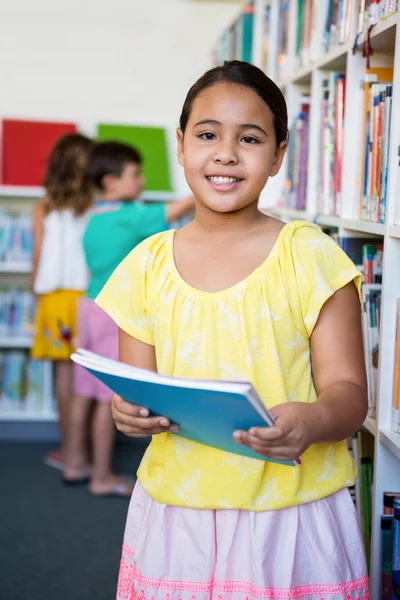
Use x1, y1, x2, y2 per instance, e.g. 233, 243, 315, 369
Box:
73, 299, 118, 403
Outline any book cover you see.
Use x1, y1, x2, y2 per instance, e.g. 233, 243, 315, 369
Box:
71, 349, 295, 467
1, 119, 77, 186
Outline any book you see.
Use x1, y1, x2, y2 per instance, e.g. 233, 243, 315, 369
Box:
0, 210, 33, 265
381, 515, 394, 600
71, 349, 296, 467
359, 69, 394, 223
362, 283, 382, 417
285, 96, 310, 210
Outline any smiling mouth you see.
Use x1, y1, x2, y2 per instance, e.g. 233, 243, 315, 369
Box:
206, 176, 243, 184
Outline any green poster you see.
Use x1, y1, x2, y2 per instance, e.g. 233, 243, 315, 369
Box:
97, 123, 173, 192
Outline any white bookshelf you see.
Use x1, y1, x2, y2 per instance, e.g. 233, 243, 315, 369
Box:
219, 1, 400, 596
0, 190, 57, 424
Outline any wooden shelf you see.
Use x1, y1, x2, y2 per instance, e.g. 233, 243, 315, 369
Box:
364, 417, 377, 437
0, 185, 43, 198
0, 337, 33, 349
341, 219, 386, 236
0, 410, 57, 422
389, 225, 400, 239
356, 12, 398, 53
316, 215, 341, 228
379, 428, 400, 461
0, 262, 32, 274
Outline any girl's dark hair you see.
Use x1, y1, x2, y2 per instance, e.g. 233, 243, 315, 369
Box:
43, 133, 95, 216
86, 141, 142, 191
179, 60, 288, 147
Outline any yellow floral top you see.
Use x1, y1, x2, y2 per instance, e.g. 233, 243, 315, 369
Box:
97, 221, 361, 512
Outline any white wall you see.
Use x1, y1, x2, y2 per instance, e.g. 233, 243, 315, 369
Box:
0, 0, 240, 192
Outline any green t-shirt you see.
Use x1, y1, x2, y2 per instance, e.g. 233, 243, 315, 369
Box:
84, 202, 166, 299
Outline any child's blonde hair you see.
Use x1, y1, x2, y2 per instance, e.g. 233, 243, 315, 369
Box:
43, 133, 95, 215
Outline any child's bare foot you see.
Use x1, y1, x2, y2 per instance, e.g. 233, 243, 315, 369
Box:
63, 464, 92, 484
89, 474, 135, 497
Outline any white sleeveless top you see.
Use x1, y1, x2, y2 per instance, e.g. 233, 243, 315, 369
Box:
34, 208, 88, 294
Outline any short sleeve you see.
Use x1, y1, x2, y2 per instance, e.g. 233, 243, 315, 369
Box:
95, 240, 155, 346
292, 225, 362, 337
120, 202, 167, 240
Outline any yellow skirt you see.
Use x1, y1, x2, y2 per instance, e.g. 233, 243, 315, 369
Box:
32, 290, 84, 360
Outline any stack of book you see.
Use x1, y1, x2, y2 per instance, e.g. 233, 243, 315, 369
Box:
333, 236, 383, 418
359, 68, 393, 224
276, 1, 290, 80
0, 288, 34, 338
380, 492, 400, 599
355, 0, 398, 35
0, 210, 33, 266
318, 73, 346, 217
349, 430, 374, 564
285, 96, 310, 211
214, 3, 254, 65
323, 0, 352, 53
0, 352, 45, 412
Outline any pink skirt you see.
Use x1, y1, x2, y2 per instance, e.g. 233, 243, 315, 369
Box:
117, 483, 369, 600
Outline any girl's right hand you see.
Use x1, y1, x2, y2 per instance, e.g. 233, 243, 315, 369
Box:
111, 393, 179, 437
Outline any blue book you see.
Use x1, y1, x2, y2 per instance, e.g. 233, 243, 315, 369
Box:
71, 349, 295, 467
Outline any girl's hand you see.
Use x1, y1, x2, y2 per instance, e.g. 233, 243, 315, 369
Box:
233, 402, 317, 462
111, 394, 179, 438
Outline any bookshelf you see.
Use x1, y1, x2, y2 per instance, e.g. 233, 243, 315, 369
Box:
0, 190, 57, 426
215, 1, 400, 597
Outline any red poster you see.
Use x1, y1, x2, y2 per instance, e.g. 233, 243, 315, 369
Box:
1, 119, 77, 186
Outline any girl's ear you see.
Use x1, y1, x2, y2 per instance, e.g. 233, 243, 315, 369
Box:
270, 140, 288, 177
176, 128, 184, 167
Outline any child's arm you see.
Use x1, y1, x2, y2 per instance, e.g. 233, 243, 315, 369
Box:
166, 195, 195, 223
32, 198, 47, 285
111, 329, 179, 437
234, 282, 368, 462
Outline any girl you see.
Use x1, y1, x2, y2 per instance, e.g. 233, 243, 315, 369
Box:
32, 133, 94, 470
97, 61, 369, 600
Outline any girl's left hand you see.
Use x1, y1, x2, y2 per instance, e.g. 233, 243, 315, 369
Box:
233, 402, 318, 462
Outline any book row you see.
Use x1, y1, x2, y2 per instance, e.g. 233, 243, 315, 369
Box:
0, 288, 34, 338
0, 210, 33, 265
0, 351, 46, 412
283, 66, 393, 223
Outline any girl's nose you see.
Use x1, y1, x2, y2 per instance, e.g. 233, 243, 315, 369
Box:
213, 142, 239, 166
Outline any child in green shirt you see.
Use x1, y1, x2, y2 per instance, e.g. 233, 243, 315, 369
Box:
65, 141, 193, 496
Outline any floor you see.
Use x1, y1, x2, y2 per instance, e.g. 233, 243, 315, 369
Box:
0, 438, 148, 600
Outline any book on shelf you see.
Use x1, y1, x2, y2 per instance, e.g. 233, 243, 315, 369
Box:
71, 349, 296, 466
359, 68, 393, 224
0, 351, 46, 413
392, 299, 400, 433
349, 430, 374, 563
0, 210, 33, 265
215, 3, 254, 65
355, 0, 398, 35
285, 96, 310, 211
362, 283, 382, 418
262, 2, 272, 72
277, 1, 290, 80
380, 493, 400, 600
323, 0, 351, 53
0, 288, 34, 338
318, 73, 346, 217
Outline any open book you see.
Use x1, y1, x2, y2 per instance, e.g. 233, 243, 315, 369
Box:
71, 349, 295, 466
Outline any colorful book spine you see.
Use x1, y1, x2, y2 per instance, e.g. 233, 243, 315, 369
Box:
393, 498, 400, 599
285, 98, 310, 210
381, 515, 394, 600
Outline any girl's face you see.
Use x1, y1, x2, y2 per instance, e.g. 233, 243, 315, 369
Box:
177, 82, 287, 215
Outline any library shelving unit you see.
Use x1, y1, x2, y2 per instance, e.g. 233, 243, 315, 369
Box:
216, 1, 400, 597
0, 186, 58, 429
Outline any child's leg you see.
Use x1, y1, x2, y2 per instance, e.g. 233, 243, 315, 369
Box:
54, 359, 73, 459
89, 401, 134, 497
63, 394, 92, 481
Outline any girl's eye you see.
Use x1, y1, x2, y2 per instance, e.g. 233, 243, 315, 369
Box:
199, 132, 216, 141
241, 136, 259, 144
